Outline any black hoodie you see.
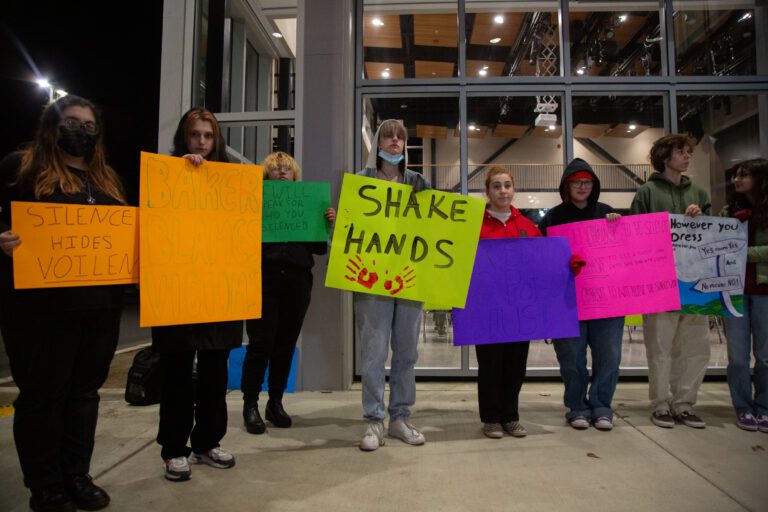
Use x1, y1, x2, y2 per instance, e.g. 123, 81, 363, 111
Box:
538, 158, 616, 235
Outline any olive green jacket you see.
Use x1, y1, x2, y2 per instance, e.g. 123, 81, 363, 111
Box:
630, 172, 711, 216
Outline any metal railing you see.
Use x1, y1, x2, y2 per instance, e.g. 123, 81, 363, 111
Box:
410, 163, 654, 192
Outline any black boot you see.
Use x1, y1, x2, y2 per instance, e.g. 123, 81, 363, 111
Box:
265, 399, 292, 428
243, 402, 266, 434
29, 484, 77, 512
64, 474, 110, 511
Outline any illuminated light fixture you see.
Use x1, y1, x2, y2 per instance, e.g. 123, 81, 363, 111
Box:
548, 124, 556, 131
479, 69, 487, 76
272, 32, 283, 38
576, 67, 585, 75
618, 14, 627, 23
494, 15, 504, 24
468, 124, 477, 131
36, 78, 51, 88
489, 37, 501, 44
381, 69, 390, 78
372, 18, 384, 26
431, 72, 436, 76
739, 12, 752, 22
56, 89, 68, 98
628, 123, 637, 130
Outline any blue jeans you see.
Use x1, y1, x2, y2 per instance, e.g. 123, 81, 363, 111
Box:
725, 294, 768, 417
355, 294, 422, 422
553, 316, 624, 421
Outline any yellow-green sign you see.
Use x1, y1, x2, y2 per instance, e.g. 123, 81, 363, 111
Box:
325, 173, 485, 308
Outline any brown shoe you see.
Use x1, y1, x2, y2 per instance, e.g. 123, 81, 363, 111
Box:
675, 411, 706, 428
651, 410, 675, 428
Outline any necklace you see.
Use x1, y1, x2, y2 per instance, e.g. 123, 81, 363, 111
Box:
83, 173, 96, 204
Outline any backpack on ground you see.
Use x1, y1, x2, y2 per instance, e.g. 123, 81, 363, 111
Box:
124, 348, 162, 406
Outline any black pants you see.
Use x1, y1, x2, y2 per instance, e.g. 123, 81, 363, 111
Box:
1, 308, 121, 490
156, 349, 229, 460
241, 268, 312, 404
475, 341, 530, 423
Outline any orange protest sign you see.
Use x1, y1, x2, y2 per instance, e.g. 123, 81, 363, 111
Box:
139, 152, 263, 327
11, 201, 139, 289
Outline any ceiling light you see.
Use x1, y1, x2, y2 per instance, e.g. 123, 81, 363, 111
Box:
468, 124, 476, 131
494, 15, 504, 24
618, 14, 627, 23
372, 18, 384, 27
544, 128, 550, 132
272, 32, 283, 38
548, 124, 556, 131
431, 72, 436, 76
381, 70, 390, 78
628, 123, 637, 130
739, 12, 752, 22
489, 37, 501, 44
36, 78, 51, 88
478, 69, 487, 76
576, 67, 585, 75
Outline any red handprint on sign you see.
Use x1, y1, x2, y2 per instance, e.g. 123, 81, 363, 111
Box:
383, 265, 416, 296
344, 255, 379, 289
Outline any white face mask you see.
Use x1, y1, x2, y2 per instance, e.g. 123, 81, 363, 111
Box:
378, 149, 404, 165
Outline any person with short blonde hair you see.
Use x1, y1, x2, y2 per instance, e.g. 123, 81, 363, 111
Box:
241, 151, 334, 434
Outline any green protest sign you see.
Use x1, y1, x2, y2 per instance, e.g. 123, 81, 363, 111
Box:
325, 173, 485, 308
262, 180, 331, 242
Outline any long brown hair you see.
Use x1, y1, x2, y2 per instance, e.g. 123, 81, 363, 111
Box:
172, 108, 228, 162
726, 158, 768, 230
15, 95, 125, 203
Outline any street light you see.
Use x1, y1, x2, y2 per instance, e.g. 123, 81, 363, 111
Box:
36, 77, 68, 103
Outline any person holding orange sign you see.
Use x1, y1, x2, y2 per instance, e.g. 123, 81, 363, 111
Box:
151, 108, 241, 482
0, 95, 125, 512
241, 151, 335, 434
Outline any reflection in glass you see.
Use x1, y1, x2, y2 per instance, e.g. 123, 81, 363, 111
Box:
466, 1, 560, 78
673, 1, 759, 76
361, 95, 460, 192
677, 93, 766, 216
569, 2, 663, 77
363, 1, 458, 79
466, 95, 563, 198
571, 94, 663, 191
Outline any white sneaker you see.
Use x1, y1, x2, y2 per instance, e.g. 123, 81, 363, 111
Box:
593, 417, 614, 431
388, 418, 426, 445
164, 456, 191, 481
190, 447, 236, 469
568, 416, 590, 430
360, 421, 385, 451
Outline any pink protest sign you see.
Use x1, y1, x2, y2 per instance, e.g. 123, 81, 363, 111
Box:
548, 212, 680, 320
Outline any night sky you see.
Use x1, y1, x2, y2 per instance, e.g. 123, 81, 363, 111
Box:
1, 0, 163, 204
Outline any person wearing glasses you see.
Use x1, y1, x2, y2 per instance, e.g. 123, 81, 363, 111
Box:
151, 108, 241, 482
241, 151, 335, 434
0, 95, 124, 512
631, 134, 711, 429
721, 158, 768, 433
539, 158, 624, 431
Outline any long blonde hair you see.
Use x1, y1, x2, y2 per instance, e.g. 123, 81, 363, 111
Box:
15, 95, 125, 203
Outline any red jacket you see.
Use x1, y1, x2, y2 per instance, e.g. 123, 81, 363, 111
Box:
480, 206, 542, 239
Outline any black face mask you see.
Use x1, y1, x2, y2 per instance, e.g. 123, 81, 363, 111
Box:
57, 127, 97, 159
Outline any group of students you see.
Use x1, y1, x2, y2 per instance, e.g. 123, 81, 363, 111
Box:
0, 96, 765, 512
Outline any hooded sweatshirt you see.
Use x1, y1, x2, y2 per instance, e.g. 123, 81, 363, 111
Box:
630, 172, 711, 216
356, 121, 431, 192
538, 158, 616, 235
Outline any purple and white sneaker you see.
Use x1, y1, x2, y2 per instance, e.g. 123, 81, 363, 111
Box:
736, 412, 758, 432
757, 415, 768, 433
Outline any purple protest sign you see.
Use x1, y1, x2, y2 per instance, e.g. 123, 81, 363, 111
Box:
452, 237, 579, 345
548, 212, 680, 320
